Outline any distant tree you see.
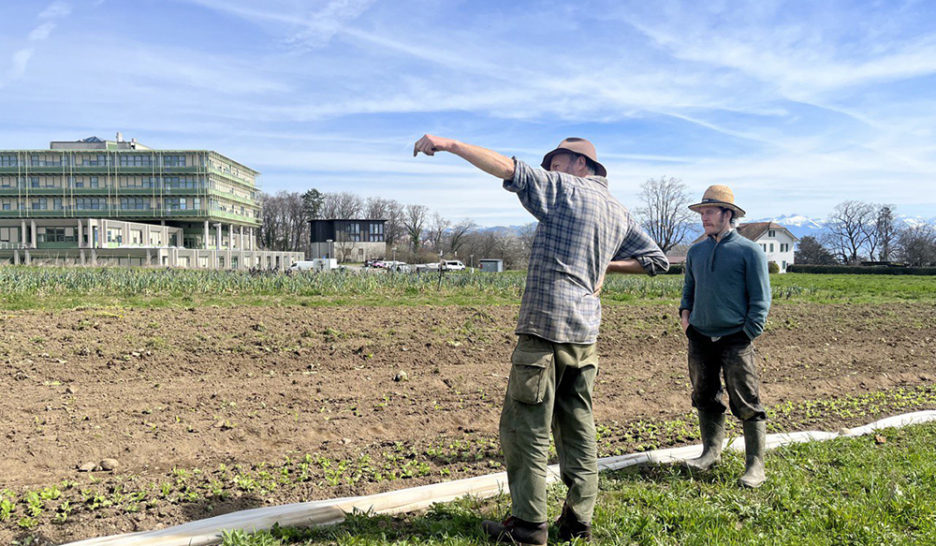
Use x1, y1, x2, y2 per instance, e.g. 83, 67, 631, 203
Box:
447, 219, 477, 256
427, 212, 450, 253
384, 200, 406, 247
404, 204, 428, 252
896, 224, 936, 266
322, 192, 364, 219
635, 176, 694, 254
824, 201, 874, 264
794, 236, 837, 264
871, 204, 899, 261
364, 196, 392, 220
302, 188, 324, 220
258, 191, 308, 252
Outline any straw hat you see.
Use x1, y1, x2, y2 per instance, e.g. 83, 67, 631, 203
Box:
688, 185, 746, 218
540, 137, 607, 177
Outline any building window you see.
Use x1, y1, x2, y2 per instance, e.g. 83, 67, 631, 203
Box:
118, 154, 154, 167
120, 197, 149, 210
31, 198, 47, 210
344, 222, 361, 242
164, 197, 189, 210
76, 197, 104, 210
38, 227, 73, 243
163, 155, 186, 167
0, 155, 18, 167
81, 154, 106, 166
768, 230, 776, 237
368, 222, 384, 242
769, 243, 774, 252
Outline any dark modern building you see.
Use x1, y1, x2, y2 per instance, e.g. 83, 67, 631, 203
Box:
308, 219, 386, 262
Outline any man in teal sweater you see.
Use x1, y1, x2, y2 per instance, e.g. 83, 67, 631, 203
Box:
679, 185, 771, 488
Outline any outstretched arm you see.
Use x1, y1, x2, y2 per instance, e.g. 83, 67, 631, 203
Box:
414, 134, 515, 180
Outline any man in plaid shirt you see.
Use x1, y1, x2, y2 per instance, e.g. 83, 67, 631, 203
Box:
414, 135, 667, 544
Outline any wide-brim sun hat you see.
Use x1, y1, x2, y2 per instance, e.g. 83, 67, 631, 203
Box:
540, 137, 607, 177
688, 184, 746, 218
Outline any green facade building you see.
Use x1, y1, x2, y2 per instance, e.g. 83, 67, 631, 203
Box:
0, 135, 301, 269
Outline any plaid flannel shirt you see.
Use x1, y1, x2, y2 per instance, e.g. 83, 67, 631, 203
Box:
504, 159, 668, 344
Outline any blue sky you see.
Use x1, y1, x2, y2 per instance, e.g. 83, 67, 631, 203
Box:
1, 0, 934, 226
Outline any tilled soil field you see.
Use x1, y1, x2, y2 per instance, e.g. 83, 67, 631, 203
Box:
2, 302, 935, 544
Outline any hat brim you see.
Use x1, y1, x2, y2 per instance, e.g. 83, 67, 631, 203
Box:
540, 148, 607, 178
688, 201, 746, 218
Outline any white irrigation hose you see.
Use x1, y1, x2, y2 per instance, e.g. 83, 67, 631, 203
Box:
65, 410, 936, 546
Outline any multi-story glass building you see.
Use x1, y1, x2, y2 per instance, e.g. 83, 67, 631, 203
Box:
0, 134, 302, 269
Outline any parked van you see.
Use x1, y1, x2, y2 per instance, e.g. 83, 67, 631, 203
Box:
288, 261, 316, 271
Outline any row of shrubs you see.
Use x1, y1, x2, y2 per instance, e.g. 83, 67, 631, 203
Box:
662, 263, 936, 275
787, 264, 936, 275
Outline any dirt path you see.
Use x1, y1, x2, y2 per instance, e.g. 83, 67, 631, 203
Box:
1, 303, 934, 543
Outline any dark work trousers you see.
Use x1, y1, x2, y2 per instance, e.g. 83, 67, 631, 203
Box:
686, 326, 767, 422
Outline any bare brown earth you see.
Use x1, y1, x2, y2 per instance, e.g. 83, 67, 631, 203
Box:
2, 303, 935, 544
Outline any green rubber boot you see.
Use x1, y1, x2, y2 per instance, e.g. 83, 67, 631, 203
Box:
738, 419, 767, 488
684, 410, 725, 472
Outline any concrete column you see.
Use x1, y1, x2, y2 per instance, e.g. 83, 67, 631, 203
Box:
77, 220, 84, 249
239, 225, 245, 251
79, 249, 85, 265
228, 223, 234, 250
249, 227, 254, 250
204, 220, 209, 249
13, 250, 19, 265
21, 220, 27, 248
215, 223, 222, 250
24, 250, 30, 265
30, 220, 37, 248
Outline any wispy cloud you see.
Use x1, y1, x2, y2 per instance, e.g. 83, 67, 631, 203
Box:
0, 1, 71, 87
2, 0, 935, 223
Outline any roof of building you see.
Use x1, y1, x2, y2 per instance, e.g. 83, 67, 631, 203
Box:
691, 221, 799, 245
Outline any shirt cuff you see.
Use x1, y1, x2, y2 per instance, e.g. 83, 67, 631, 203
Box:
635, 255, 659, 276
502, 157, 523, 193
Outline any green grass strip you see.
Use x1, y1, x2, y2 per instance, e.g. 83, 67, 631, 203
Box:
221, 420, 936, 545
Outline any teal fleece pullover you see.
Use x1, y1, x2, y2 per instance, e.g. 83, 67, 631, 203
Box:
679, 229, 771, 339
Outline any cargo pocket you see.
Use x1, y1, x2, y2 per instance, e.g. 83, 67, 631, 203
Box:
508, 341, 553, 405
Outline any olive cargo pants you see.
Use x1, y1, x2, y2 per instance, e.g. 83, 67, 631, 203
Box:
499, 334, 598, 524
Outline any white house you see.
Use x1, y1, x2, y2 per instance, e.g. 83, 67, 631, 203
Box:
688, 222, 799, 273
736, 222, 798, 273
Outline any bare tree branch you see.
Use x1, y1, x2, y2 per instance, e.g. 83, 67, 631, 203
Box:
635, 176, 693, 253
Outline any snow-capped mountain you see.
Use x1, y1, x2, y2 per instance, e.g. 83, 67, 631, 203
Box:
749, 214, 826, 239
748, 213, 935, 240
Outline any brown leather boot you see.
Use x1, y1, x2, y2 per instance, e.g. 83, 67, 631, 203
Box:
481, 515, 548, 545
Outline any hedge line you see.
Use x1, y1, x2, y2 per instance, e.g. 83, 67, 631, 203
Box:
662, 263, 684, 275
787, 264, 936, 275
